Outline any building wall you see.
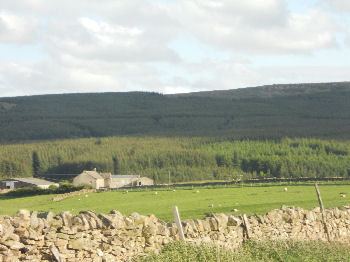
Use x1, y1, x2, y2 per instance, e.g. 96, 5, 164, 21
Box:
110, 177, 154, 188
0, 180, 35, 189
95, 179, 104, 189
0, 179, 59, 190
37, 183, 59, 189
110, 178, 137, 188
139, 177, 153, 186
100, 173, 112, 188
73, 174, 104, 189
0, 181, 15, 189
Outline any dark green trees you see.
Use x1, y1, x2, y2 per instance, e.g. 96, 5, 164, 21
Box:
0, 137, 348, 182
113, 156, 119, 175
32, 151, 41, 177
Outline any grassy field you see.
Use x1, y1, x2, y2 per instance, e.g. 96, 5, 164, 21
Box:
140, 240, 350, 262
1, 184, 350, 221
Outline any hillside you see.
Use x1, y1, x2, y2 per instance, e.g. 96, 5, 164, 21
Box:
171, 82, 350, 99
0, 82, 350, 142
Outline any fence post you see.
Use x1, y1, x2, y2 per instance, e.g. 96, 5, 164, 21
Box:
314, 183, 331, 242
241, 214, 251, 240
172, 206, 185, 241
50, 244, 65, 262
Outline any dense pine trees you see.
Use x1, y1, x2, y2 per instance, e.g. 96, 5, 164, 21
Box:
0, 137, 349, 183
32, 151, 41, 177
1, 83, 350, 142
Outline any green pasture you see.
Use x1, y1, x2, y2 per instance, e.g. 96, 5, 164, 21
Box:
1, 184, 350, 222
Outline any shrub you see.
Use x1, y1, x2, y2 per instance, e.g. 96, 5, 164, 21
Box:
5, 181, 84, 197
6, 186, 46, 197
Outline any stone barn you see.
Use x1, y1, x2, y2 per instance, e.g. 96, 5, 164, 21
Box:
73, 170, 109, 189
73, 169, 153, 189
0, 177, 59, 190
110, 175, 154, 188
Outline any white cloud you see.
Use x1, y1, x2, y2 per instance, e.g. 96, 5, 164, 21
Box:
0, 10, 40, 44
257, 65, 350, 85
170, 0, 338, 54
163, 85, 194, 94
322, 0, 350, 12
156, 58, 350, 93
0, 0, 348, 97
0, 54, 169, 96
45, 17, 179, 63
0, 60, 125, 96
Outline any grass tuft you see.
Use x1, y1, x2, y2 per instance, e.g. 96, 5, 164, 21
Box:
140, 240, 350, 262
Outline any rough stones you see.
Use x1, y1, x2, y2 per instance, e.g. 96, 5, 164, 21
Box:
1, 205, 350, 261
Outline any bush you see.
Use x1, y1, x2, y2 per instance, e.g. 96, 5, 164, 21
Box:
5, 181, 85, 197
6, 186, 46, 197
48, 184, 58, 191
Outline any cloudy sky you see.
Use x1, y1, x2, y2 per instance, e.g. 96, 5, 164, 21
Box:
0, 0, 350, 97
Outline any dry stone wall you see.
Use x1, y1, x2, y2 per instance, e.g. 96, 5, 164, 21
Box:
1, 205, 350, 261
52, 189, 97, 202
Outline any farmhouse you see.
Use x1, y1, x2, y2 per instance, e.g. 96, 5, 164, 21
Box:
0, 177, 59, 189
73, 169, 153, 189
73, 170, 109, 189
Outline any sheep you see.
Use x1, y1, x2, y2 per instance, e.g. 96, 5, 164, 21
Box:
284, 187, 288, 192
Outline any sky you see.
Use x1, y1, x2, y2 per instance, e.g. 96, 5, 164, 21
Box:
0, 0, 350, 97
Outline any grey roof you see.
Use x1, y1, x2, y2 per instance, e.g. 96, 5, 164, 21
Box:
112, 175, 139, 179
82, 171, 103, 180
3, 177, 57, 185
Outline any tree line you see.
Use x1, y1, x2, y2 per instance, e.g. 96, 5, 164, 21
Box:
0, 137, 349, 184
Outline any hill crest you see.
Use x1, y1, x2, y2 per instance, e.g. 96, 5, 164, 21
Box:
169, 81, 350, 99
0, 81, 350, 141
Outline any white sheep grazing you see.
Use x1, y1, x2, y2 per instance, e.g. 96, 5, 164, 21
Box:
154, 191, 158, 195
284, 187, 288, 192
196, 190, 200, 193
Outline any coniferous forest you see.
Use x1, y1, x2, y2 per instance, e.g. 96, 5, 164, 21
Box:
0, 82, 350, 142
0, 82, 350, 182
0, 137, 349, 183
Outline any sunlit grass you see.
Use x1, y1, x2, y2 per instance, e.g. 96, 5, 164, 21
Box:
139, 240, 350, 262
1, 184, 350, 221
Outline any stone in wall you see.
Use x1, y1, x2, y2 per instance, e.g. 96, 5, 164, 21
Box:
1, 206, 350, 261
